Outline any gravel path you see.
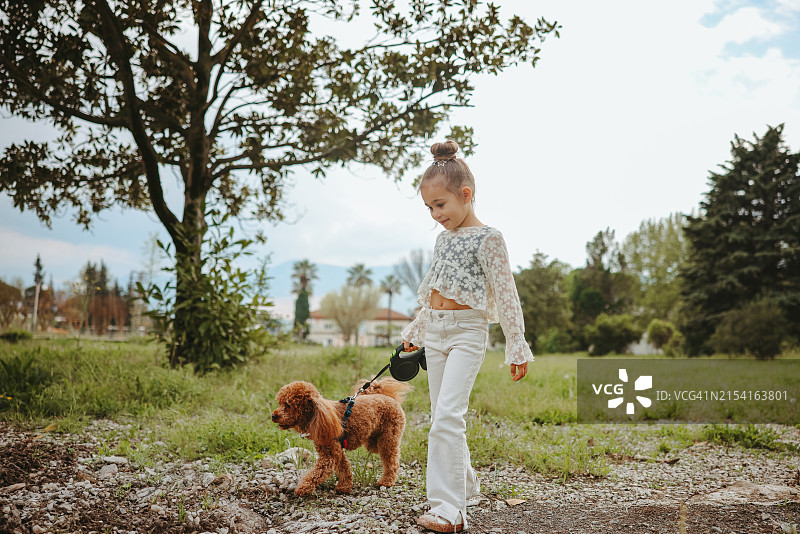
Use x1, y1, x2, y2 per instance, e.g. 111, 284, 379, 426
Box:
2, 421, 799, 533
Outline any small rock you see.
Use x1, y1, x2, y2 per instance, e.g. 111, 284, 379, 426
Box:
202, 472, 216, 487
101, 455, 128, 465
98, 463, 119, 479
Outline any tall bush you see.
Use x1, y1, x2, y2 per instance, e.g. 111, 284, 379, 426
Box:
586, 314, 643, 356
139, 212, 277, 373
709, 298, 791, 360
646, 318, 676, 352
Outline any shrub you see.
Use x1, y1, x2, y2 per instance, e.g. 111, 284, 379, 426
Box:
646, 319, 676, 351
709, 297, 790, 360
0, 330, 33, 343
663, 330, 685, 357
138, 211, 279, 373
537, 328, 576, 354
585, 314, 643, 356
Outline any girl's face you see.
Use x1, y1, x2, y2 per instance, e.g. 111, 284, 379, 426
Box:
420, 179, 474, 230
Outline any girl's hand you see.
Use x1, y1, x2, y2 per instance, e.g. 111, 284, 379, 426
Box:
510, 363, 528, 382
402, 340, 418, 352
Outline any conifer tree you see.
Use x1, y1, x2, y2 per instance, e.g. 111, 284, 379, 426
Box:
681, 125, 800, 355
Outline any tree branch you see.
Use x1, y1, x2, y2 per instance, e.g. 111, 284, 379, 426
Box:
204, 1, 263, 122
211, 98, 453, 179
0, 55, 126, 128
92, 0, 180, 241
140, 19, 196, 87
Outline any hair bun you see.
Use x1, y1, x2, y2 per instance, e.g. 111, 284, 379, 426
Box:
431, 140, 459, 161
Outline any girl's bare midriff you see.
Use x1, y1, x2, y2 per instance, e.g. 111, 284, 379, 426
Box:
430, 289, 472, 311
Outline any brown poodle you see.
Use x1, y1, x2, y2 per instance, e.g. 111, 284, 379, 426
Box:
271, 378, 411, 496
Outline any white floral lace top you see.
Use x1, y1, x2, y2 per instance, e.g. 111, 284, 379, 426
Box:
401, 225, 534, 365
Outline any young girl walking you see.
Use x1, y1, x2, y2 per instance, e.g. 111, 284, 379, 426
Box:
402, 140, 535, 533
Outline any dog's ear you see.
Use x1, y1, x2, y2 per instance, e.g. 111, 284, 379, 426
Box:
306, 392, 341, 444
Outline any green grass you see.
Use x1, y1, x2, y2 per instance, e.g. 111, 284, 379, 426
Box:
0, 338, 795, 481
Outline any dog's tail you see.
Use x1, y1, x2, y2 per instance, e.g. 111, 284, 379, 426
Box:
351, 377, 411, 403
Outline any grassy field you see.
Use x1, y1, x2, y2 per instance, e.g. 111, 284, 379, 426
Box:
1, 339, 796, 482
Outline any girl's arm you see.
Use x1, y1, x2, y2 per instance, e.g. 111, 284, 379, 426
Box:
479, 230, 535, 368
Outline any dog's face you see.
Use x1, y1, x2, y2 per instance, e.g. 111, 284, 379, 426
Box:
271, 381, 318, 430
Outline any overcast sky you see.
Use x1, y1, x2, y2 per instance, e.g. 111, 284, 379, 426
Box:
2, 0, 799, 317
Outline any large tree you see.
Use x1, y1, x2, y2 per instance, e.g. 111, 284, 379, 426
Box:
513, 251, 571, 352
0, 0, 558, 364
621, 212, 689, 325
680, 125, 800, 355
567, 228, 635, 347
320, 285, 381, 346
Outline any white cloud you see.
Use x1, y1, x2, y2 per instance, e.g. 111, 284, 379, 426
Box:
0, 227, 139, 287
711, 6, 785, 45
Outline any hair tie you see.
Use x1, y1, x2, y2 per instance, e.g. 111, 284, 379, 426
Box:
431, 155, 457, 167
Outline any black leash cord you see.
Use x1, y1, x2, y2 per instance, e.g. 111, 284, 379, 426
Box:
338, 362, 391, 448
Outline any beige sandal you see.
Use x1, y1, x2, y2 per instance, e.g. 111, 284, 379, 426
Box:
416, 513, 465, 533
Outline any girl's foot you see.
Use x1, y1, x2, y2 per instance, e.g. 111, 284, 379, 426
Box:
416, 514, 464, 532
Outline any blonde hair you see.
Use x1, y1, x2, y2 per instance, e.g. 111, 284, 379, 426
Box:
420, 140, 476, 203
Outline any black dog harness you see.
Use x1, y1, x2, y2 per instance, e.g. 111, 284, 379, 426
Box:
337, 363, 390, 449
336, 345, 426, 449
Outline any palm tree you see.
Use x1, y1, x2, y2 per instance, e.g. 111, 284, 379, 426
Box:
347, 263, 373, 288
291, 259, 319, 295
380, 275, 402, 346
394, 249, 431, 296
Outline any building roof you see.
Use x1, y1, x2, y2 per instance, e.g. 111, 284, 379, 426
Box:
310, 308, 411, 321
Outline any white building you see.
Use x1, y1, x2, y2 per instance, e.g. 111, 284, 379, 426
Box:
308, 308, 412, 347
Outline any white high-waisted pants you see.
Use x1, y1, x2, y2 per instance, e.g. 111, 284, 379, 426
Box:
424, 308, 489, 530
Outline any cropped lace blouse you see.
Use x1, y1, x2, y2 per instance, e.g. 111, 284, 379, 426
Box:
401, 225, 534, 365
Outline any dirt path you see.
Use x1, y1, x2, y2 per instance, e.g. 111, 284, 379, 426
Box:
1, 423, 799, 533
469, 501, 800, 533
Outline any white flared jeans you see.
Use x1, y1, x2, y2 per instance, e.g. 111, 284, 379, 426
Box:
424, 308, 489, 530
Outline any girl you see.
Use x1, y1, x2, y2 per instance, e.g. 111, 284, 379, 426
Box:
402, 140, 534, 533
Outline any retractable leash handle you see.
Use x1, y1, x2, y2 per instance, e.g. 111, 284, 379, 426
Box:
389, 344, 427, 381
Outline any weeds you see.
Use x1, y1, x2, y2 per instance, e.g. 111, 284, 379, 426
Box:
701, 424, 793, 451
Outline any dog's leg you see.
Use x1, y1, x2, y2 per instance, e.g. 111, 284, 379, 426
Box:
375, 424, 404, 487
334, 447, 353, 494
295, 444, 337, 496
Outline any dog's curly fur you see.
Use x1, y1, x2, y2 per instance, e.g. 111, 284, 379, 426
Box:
271, 378, 411, 496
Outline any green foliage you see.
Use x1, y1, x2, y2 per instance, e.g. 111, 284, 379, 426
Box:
585, 313, 643, 356
537, 327, 576, 355
622, 213, 688, 326
663, 329, 685, 357
701, 424, 788, 451
566, 229, 636, 349
514, 252, 572, 352
293, 289, 310, 341
0, 329, 33, 343
708, 297, 791, 360
319, 285, 382, 346
0, 352, 54, 408
681, 125, 800, 355
646, 318, 676, 351
139, 212, 277, 373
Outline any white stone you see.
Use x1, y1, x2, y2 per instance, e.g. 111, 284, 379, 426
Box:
98, 463, 119, 479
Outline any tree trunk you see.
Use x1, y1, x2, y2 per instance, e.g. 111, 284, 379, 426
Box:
171, 196, 207, 367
